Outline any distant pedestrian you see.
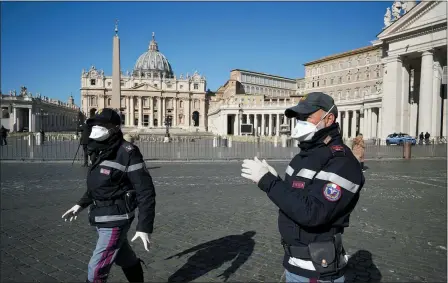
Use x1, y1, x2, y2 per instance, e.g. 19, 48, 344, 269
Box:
352, 133, 366, 172
419, 132, 424, 145
79, 122, 92, 167
0, 126, 8, 146
424, 132, 430, 144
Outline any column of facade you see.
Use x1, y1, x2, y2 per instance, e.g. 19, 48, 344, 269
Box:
443, 97, 447, 137
261, 114, 265, 136
239, 113, 243, 135
173, 98, 177, 127
350, 110, 357, 137
378, 107, 382, 141
185, 98, 191, 127
149, 97, 154, 127
268, 114, 273, 136
418, 51, 434, 134
401, 64, 410, 133
371, 109, 378, 138
336, 111, 341, 125
359, 110, 364, 135
276, 113, 280, 136
363, 109, 368, 137
157, 97, 162, 127
161, 97, 166, 124
234, 113, 239, 135
130, 96, 135, 127
342, 111, 349, 139
138, 97, 143, 128
254, 114, 258, 135
367, 108, 372, 138
380, 56, 403, 138
28, 108, 32, 132
431, 60, 442, 137
200, 99, 205, 128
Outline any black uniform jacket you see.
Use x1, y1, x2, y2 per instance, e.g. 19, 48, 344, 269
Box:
77, 140, 156, 234
257, 123, 364, 278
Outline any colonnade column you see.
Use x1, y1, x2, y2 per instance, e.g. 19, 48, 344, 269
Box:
431, 60, 442, 137
261, 114, 265, 136
378, 107, 382, 141
276, 113, 280, 136
268, 114, 273, 136
371, 109, 378, 138
342, 112, 349, 139
157, 97, 162, 127
359, 110, 364, 135
138, 97, 143, 128
351, 111, 357, 137
254, 114, 258, 135
418, 50, 434, 134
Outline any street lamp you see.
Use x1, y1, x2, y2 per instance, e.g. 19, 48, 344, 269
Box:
164, 116, 172, 138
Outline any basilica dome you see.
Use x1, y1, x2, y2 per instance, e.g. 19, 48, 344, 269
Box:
133, 33, 174, 78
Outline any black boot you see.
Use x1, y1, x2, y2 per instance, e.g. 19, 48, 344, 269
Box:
122, 259, 145, 282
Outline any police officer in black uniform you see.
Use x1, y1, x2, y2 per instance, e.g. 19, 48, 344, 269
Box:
241, 92, 364, 283
62, 108, 156, 283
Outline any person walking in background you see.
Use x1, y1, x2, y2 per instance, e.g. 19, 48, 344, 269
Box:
79, 121, 92, 167
419, 132, 424, 145
424, 132, 430, 144
0, 126, 8, 146
352, 133, 366, 172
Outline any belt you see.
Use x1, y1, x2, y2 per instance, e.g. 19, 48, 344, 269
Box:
93, 199, 125, 207
282, 233, 342, 260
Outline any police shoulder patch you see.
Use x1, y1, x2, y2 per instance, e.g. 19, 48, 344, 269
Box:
123, 143, 134, 152
322, 183, 342, 202
330, 145, 345, 156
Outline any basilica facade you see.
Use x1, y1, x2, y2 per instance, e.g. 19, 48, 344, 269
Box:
80, 33, 208, 132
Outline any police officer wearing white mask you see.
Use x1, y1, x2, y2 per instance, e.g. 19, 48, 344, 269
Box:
241, 92, 364, 283
62, 108, 156, 283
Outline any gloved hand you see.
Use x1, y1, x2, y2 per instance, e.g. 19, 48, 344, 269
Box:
261, 159, 278, 177
241, 157, 269, 183
131, 231, 152, 251
61, 204, 83, 222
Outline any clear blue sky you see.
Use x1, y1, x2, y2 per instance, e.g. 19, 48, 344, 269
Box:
1, 1, 390, 106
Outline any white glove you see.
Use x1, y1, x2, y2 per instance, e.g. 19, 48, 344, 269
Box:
241, 157, 269, 183
61, 204, 83, 222
131, 231, 152, 251
262, 159, 278, 177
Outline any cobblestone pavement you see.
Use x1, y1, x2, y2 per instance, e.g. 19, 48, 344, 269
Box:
1, 159, 446, 282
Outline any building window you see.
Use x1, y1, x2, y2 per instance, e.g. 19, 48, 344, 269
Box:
338, 77, 342, 84
180, 100, 183, 108
90, 79, 96, 86
323, 80, 326, 86
108, 82, 111, 87
366, 72, 370, 79
194, 83, 198, 90
317, 81, 320, 87
366, 57, 370, 64
330, 78, 334, 85
180, 85, 183, 89
376, 71, 380, 78
154, 84, 158, 88
107, 98, 111, 106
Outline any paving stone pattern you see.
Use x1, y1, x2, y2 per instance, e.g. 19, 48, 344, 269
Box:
0, 159, 446, 282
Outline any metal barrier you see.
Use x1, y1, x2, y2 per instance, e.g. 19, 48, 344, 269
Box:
0, 134, 446, 161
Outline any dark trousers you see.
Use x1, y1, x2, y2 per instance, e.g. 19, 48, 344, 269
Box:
0, 136, 6, 146
82, 145, 88, 165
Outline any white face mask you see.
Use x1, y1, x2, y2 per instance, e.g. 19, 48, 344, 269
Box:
89, 125, 111, 141
291, 105, 334, 141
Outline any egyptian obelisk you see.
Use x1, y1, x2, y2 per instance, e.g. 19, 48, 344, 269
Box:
111, 20, 121, 110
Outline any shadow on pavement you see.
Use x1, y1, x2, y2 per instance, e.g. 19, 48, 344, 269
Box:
165, 231, 256, 282
345, 250, 382, 283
